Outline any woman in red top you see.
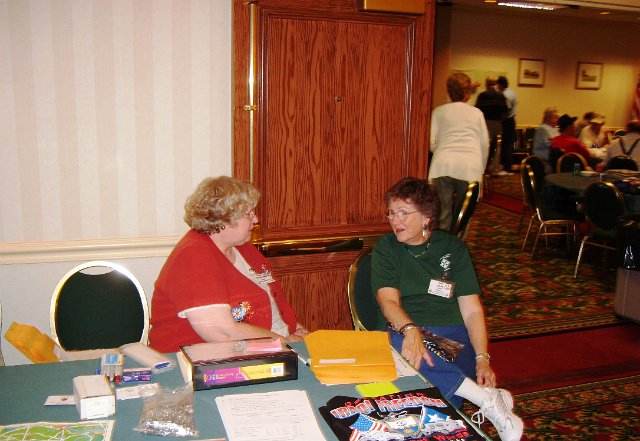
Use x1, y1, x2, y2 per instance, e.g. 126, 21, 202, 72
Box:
149, 176, 308, 353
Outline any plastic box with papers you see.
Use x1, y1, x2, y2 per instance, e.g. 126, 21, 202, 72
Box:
177, 337, 297, 390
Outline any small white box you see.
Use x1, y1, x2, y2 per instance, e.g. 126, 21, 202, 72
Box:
72, 375, 115, 420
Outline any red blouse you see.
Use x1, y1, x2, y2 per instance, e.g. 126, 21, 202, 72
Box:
149, 229, 298, 353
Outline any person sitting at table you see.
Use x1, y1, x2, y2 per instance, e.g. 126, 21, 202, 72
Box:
603, 119, 640, 168
550, 114, 597, 169
578, 113, 610, 160
371, 177, 523, 441
532, 107, 559, 170
149, 176, 308, 353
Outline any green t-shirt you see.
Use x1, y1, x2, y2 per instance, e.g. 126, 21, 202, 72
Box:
371, 230, 481, 328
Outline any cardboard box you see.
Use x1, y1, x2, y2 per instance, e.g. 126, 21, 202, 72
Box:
72, 375, 115, 419
178, 338, 298, 390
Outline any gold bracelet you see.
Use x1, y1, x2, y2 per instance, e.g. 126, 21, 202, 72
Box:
475, 352, 491, 361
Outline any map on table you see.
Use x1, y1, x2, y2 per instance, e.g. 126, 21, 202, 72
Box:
0, 420, 114, 440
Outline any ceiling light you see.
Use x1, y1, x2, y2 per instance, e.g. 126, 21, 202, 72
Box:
497, 2, 569, 10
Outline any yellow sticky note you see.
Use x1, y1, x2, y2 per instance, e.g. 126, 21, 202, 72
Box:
355, 381, 400, 397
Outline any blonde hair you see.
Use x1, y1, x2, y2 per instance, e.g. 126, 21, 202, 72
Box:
447, 72, 472, 102
184, 176, 260, 234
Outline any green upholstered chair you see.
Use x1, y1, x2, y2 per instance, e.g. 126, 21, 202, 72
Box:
574, 182, 626, 277
347, 248, 383, 331
451, 180, 480, 240
50, 261, 149, 351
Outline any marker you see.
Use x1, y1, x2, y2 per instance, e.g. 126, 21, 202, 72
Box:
286, 344, 310, 366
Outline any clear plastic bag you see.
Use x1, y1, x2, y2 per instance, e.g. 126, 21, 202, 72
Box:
134, 383, 198, 437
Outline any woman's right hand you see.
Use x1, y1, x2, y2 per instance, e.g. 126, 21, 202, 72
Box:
401, 328, 434, 369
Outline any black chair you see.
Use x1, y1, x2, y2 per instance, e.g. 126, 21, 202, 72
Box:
519, 156, 546, 232
451, 180, 480, 239
521, 165, 580, 258
549, 148, 564, 172
347, 248, 383, 331
605, 155, 638, 171
556, 152, 589, 173
50, 261, 150, 350
574, 182, 627, 277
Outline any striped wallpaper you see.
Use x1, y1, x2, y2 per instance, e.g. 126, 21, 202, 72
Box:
0, 0, 233, 244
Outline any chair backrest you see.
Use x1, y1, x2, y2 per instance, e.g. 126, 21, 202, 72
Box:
549, 148, 564, 171
583, 182, 626, 232
50, 261, 150, 351
606, 155, 638, 171
556, 152, 588, 173
347, 248, 382, 331
523, 127, 536, 151
520, 155, 546, 190
520, 165, 541, 215
451, 180, 480, 239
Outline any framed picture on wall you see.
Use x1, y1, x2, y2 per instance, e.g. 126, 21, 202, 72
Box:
518, 58, 545, 87
575, 62, 603, 89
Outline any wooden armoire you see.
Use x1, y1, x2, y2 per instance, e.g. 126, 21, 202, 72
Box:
233, 0, 435, 331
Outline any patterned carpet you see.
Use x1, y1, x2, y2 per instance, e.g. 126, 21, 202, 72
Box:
466, 175, 621, 339
464, 375, 640, 440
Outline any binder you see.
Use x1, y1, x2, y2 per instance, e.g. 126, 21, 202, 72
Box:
304, 330, 397, 384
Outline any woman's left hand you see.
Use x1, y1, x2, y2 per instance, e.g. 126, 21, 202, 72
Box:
475, 359, 496, 387
294, 323, 309, 338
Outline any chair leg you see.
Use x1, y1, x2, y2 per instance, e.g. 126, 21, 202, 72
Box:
530, 225, 543, 259
574, 236, 588, 277
522, 217, 535, 251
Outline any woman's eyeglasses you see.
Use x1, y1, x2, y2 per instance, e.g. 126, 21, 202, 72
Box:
244, 210, 256, 219
385, 210, 418, 221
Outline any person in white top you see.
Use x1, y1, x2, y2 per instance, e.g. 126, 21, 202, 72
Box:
579, 113, 611, 160
604, 120, 640, 167
532, 107, 559, 170
429, 72, 490, 232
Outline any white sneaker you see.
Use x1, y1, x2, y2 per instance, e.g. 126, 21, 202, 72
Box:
472, 388, 523, 441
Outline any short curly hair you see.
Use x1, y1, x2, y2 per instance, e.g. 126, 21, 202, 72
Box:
384, 177, 440, 232
184, 176, 260, 234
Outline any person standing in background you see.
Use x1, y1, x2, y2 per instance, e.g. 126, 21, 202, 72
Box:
429, 72, 489, 232
475, 78, 508, 176
496, 76, 517, 174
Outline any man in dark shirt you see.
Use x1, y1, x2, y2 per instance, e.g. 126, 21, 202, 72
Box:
475, 78, 508, 175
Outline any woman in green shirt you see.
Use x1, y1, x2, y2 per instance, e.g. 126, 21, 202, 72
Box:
371, 177, 522, 441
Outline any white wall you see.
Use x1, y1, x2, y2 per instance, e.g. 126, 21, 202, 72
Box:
0, 0, 232, 365
434, 6, 640, 128
0, 0, 233, 244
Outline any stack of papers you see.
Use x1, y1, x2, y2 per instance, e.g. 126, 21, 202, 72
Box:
215, 390, 326, 441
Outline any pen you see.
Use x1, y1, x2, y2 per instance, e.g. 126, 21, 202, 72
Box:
286, 345, 310, 366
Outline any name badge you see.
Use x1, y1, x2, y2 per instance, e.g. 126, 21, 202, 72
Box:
428, 279, 455, 299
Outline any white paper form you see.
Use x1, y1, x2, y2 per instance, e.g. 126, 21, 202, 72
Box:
215, 389, 326, 441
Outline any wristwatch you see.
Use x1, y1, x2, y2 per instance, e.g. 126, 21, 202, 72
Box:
475, 352, 491, 361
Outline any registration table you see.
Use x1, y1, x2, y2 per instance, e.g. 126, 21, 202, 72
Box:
0, 346, 489, 440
